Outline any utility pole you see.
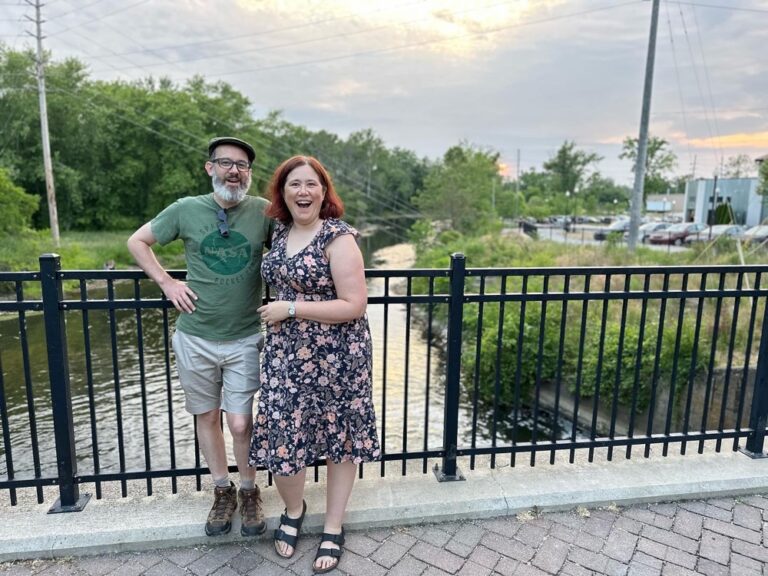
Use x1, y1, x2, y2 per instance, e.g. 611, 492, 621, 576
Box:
628, 0, 660, 251
515, 148, 520, 218
26, 0, 60, 247
708, 175, 718, 240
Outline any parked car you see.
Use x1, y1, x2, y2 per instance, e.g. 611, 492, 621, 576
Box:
742, 225, 768, 246
685, 224, 745, 244
549, 215, 573, 230
625, 221, 669, 243
647, 222, 707, 245
593, 219, 630, 241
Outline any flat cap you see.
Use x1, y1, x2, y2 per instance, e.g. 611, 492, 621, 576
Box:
207, 136, 255, 163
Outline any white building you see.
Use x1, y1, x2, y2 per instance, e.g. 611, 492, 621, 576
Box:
684, 177, 764, 226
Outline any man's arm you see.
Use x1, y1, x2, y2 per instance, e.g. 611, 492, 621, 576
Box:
127, 222, 197, 313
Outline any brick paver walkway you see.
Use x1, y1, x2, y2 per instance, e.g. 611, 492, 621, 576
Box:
2, 494, 768, 575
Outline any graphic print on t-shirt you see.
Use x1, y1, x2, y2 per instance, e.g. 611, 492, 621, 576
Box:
199, 230, 252, 276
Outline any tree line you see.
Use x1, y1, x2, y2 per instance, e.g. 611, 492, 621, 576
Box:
1, 46, 764, 245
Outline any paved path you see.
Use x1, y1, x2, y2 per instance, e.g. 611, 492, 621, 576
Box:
3, 493, 768, 576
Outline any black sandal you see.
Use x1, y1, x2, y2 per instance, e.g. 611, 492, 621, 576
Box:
273, 500, 307, 559
312, 527, 345, 574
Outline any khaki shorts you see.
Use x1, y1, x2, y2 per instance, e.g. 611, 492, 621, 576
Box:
172, 330, 264, 415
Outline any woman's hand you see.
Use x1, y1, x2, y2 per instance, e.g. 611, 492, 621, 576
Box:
257, 301, 293, 324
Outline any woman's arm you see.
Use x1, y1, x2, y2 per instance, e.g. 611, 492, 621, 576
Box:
257, 234, 367, 325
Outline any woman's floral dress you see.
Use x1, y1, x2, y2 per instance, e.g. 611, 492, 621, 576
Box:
249, 219, 381, 475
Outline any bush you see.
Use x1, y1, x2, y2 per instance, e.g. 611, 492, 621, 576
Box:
573, 318, 709, 411
462, 303, 572, 413
0, 169, 38, 234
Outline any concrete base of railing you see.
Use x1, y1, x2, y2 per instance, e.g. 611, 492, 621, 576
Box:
2, 447, 768, 561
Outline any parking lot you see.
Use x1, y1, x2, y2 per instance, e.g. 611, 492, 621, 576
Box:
531, 223, 688, 252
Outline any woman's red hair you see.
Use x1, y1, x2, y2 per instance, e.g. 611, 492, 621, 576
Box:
265, 155, 344, 224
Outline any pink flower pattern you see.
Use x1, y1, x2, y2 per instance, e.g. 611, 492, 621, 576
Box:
249, 219, 381, 475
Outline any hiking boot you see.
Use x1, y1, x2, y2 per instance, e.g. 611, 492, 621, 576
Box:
205, 482, 237, 536
239, 485, 266, 536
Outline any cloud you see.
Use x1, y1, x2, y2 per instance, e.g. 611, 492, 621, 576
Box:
688, 131, 768, 150
3, 0, 766, 184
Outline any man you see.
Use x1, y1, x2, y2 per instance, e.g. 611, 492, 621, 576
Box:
127, 137, 273, 537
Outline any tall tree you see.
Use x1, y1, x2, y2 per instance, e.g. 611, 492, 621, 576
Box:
542, 141, 602, 196
619, 135, 677, 198
581, 174, 630, 207
413, 143, 500, 234
722, 154, 757, 178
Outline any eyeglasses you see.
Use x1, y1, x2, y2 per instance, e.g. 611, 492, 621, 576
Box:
285, 180, 323, 193
217, 208, 229, 238
211, 158, 251, 172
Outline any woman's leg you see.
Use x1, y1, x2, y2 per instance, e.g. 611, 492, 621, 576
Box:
273, 469, 307, 557
314, 460, 356, 572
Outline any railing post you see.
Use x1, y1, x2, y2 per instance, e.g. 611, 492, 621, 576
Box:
743, 299, 768, 458
40, 254, 91, 512
434, 252, 466, 481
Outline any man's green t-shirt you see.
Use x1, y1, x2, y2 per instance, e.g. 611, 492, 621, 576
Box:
151, 193, 273, 341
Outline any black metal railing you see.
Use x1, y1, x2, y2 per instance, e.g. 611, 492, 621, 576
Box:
2, 253, 768, 512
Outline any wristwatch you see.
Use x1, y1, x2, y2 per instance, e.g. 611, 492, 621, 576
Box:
287, 301, 296, 318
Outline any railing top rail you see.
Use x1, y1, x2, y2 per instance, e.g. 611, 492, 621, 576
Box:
6, 263, 768, 283
0, 271, 41, 281
53, 269, 449, 281
466, 264, 768, 276
364, 268, 449, 278
58, 270, 187, 281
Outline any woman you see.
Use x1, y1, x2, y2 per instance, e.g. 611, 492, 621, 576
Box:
250, 155, 380, 573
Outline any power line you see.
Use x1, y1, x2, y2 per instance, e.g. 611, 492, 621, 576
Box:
87, 0, 528, 74
89, 0, 426, 60
47, 32, 422, 222
671, 1, 768, 15
38, 68, 419, 224
35, 35, 420, 227
40, 79, 419, 236
676, 3, 722, 173
664, 0, 693, 172
46, 0, 150, 37
690, 5, 724, 173
48, 0, 110, 20
201, 0, 638, 79
87, 0, 638, 78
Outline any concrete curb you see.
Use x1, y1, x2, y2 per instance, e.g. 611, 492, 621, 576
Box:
2, 450, 768, 561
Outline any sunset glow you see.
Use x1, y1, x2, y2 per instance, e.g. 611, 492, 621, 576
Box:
235, 0, 560, 56
688, 131, 768, 150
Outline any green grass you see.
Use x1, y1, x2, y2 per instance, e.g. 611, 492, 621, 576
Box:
0, 229, 186, 273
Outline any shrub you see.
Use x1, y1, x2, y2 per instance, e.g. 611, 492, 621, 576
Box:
0, 169, 39, 234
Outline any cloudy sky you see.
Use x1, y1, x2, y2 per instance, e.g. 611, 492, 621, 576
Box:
1, 0, 766, 186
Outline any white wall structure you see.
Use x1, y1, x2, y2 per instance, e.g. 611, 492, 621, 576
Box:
684, 178, 763, 226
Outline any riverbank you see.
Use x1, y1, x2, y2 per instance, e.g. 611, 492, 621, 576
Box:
370, 242, 416, 269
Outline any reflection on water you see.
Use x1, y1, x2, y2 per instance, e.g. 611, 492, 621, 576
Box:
0, 233, 572, 480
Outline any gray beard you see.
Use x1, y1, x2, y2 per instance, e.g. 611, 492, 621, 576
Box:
212, 172, 250, 204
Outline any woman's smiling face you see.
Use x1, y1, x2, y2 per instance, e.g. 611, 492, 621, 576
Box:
283, 163, 326, 225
